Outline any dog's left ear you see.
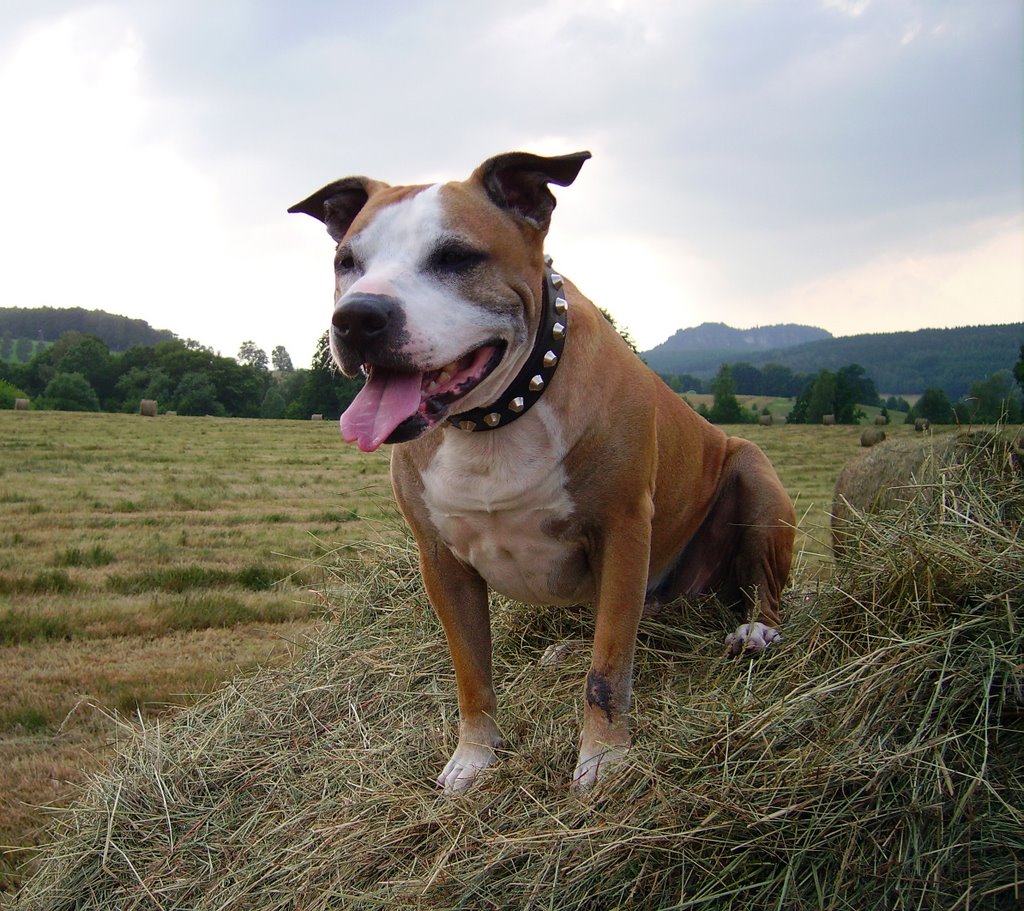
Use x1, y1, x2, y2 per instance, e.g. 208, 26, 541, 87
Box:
474, 151, 591, 232
288, 176, 389, 243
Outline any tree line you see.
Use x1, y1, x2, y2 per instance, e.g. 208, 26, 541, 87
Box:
0, 331, 362, 420
666, 352, 1024, 425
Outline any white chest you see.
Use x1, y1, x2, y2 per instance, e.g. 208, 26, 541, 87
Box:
420, 404, 592, 605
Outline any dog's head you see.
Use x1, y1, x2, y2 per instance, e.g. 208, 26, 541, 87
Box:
289, 150, 590, 452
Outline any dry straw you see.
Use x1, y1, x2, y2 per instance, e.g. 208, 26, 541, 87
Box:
858, 427, 885, 448
12, 432, 1023, 910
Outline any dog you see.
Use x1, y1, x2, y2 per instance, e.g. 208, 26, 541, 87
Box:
289, 151, 796, 791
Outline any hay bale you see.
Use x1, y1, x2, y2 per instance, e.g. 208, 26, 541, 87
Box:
16, 508, 1023, 911
831, 429, 1020, 559
139, 399, 157, 417
164, 410, 177, 416
311, 413, 323, 421
859, 427, 886, 447
914, 417, 930, 432
874, 414, 888, 426
14, 397, 29, 411
822, 413, 835, 425
758, 414, 773, 426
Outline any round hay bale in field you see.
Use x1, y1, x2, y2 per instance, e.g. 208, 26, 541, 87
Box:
874, 414, 888, 426
859, 427, 886, 447
311, 413, 323, 421
139, 399, 157, 417
14, 397, 29, 410
831, 429, 1021, 559
758, 414, 773, 426
164, 410, 177, 416
822, 414, 835, 425
914, 417, 930, 432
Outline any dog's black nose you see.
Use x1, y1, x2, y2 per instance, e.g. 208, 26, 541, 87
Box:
332, 294, 397, 348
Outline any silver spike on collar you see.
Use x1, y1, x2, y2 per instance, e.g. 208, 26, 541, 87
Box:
447, 256, 568, 433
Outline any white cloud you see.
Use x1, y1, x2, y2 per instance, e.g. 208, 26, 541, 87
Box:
0, 9, 327, 366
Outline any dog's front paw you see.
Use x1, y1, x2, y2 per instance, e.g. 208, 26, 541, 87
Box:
571, 740, 629, 791
725, 621, 782, 657
437, 738, 503, 792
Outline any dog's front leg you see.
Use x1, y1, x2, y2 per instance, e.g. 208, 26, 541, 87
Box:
419, 541, 504, 792
573, 498, 653, 790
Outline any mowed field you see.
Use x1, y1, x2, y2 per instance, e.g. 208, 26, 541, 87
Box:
0, 409, 951, 890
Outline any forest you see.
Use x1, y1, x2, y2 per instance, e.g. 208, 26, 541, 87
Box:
0, 331, 361, 420
647, 322, 1023, 400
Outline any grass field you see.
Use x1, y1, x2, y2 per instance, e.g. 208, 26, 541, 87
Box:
0, 408, 956, 891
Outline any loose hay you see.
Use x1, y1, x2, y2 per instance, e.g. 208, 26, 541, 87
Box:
12, 459, 1024, 910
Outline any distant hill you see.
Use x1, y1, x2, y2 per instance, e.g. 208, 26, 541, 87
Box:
0, 307, 176, 357
644, 323, 831, 375
643, 323, 1024, 399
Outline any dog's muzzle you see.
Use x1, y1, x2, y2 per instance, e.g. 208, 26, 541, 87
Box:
332, 293, 407, 370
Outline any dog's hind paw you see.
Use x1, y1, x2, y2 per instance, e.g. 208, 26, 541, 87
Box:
725, 622, 782, 657
436, 738, 503, 792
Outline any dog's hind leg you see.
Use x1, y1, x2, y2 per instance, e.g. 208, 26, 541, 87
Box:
646, 438, 795, 656
716, 439, 795, 656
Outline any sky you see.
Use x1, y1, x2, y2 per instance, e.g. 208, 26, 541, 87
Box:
0, 0, 1021, 369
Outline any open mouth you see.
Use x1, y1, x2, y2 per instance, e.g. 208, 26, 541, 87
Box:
340, 342, 505, 452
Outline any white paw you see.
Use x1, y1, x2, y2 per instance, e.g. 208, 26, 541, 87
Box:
539, 639, 586, 668
725, 621, 782, 657
571, 741, 628, 791
436, 739, 501, 792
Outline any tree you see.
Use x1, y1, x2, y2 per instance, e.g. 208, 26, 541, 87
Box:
806, 370, 837, 423
957, 371, 1022, 424
39, 372, 101, 412
1014, 344, 1024, 397
237, 340, 269, 371
272, 346, 294, 372
260, 386, 287, 419
661, 373, 704, 394
287, 331, 362, 420
729, 362, 763, 395
174, 372, 223, 416
0, 379, 30, 408
708, 364, 747, 424
910, 387, 954, 424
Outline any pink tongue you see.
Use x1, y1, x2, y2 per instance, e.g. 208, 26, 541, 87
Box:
340, 370, 424, 452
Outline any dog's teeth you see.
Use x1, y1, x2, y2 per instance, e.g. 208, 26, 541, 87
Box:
438, 370, 452, 384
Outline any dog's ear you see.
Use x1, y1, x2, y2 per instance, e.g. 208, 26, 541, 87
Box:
474, 151, 591, 231
288, 176, 389, 243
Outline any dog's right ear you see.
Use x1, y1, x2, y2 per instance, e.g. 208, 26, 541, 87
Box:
288, 177, 389, 243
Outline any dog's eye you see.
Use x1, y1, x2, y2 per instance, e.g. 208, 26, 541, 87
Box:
335, 249, 358, 273
431, 244, 485, 273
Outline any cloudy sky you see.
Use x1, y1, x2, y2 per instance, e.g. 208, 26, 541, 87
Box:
0, 0, 1021, 368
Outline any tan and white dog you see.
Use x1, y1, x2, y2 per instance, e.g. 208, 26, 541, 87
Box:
289, 151, 795, 791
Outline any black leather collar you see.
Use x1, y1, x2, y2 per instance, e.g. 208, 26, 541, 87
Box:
447, 256, 568, 433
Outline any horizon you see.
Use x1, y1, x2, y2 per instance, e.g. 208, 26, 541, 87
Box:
3, 303, 1021, 362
